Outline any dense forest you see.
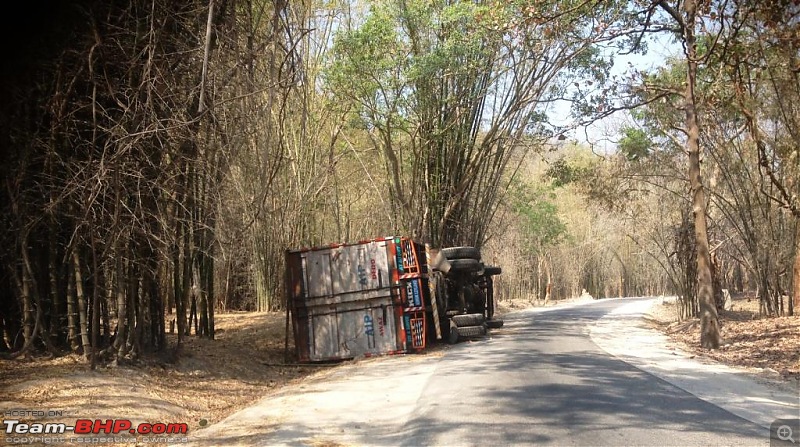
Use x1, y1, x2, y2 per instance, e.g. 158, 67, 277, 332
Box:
0, 0, 797, 362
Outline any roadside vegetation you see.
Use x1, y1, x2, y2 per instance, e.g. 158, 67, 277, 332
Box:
0, 0, 797, 381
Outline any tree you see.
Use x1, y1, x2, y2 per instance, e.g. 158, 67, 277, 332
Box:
718, 1, 800, 313
566, 0, 723, 346
509, 178, 567, 301
654, 0, 720, 348
0, 0, 308, 361
326, 0, 629, 248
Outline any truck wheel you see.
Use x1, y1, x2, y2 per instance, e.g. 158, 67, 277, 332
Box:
451, 313, 485, 327
447, 320, 459, 344
441, 246, 481, 261
483, 265, 502, 276
456, 324, 487, 338
486, 319, 504, 329
448, 258, 482, 273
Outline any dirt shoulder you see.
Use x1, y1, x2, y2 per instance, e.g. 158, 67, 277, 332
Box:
0, 311, 338, 446
644, 295, 800, 392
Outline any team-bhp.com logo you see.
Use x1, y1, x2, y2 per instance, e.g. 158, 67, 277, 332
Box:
6, 419, 188, 435
3, 419, 189, 442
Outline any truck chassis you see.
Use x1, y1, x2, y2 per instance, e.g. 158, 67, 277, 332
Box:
430, 246, 503, 344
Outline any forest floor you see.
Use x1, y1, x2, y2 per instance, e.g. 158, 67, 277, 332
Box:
1, 294, 799, 446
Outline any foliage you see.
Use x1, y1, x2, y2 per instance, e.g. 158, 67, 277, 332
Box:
617, 127, 652, 161
544, 155, 595, 188
508, 180, 567, 255
325, 0, 637, 248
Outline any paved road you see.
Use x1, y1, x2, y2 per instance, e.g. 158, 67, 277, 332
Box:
182, 298, 775, 446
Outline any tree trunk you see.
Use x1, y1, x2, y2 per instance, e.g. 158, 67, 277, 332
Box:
136, 273, 146, 355
0, 311, 7, 352
223, 257, 231, 313
66, 261, 79, 352
174, 225, 186, 341
683, 3, 720, 349
114, 252, 128, 359
91, 234, 100, 369
203, 250, 214, 339
182, 221, 192, 337
544, 256, 552, 302
19, 262, 33, 352
190, 292, 198, 335
48, 223, 61, 347
126, 260, 138, 357
536, 257, 543, 302
793, 221, 800, 315
72, 250, 92, 357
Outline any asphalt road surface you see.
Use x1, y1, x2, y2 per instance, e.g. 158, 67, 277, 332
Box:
182, 298, 772, 446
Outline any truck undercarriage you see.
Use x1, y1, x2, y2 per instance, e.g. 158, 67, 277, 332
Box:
430, 246, 503, 344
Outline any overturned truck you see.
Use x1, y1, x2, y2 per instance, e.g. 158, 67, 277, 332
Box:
285, 237, 503, 363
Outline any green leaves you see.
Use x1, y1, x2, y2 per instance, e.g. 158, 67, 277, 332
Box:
545, 155, 592, 187
618, 127, 652, 161
509, 179, 567, 254
325, 7, 406, 115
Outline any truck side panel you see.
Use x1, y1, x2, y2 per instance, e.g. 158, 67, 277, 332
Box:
310, 309, 339, 360
304, 251, 332, 298
330, 241, 391, 295
288, 238, 412, 362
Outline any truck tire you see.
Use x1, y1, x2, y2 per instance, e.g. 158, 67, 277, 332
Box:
441, 246, 481, 261
447, 320, 459, 344
451, 313, 485, 327
448, 258, 482, 273
486, 319, 504, 329
483, 265, 502, 276
457, 324, 487, 338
